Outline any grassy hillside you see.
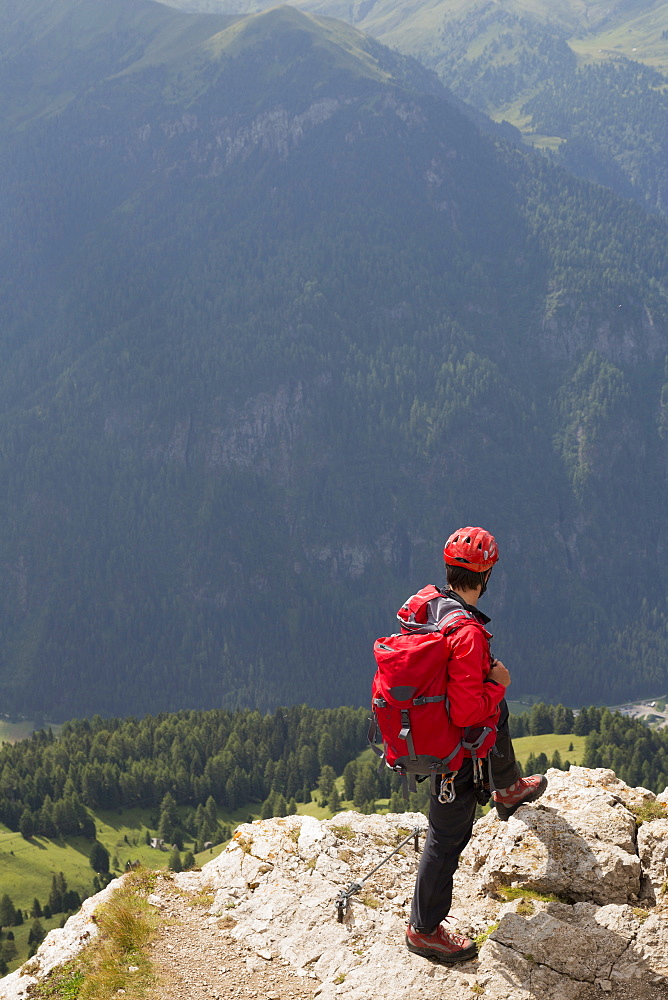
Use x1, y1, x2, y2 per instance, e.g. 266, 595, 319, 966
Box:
511, 733, 585, 768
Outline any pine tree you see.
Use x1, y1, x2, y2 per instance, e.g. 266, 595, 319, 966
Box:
529, 703, 554, 736
27, 919, 46, 958
327, 784, 340, 813
204, 796, 217, 829
89, 841, 110, 874
260, 793, 274, 820
353, 763, 378, 809
274, 794, 288, 818
182, 850, 196, 871
573, 707, 591, 736
343, 761, 357, 801
317, 765, 336, 805
0, 894, 16, 930
317, 733, 336, 768
553, 705, 575, 735
19, 808, 34, 839
48, 875, 63, 914
168, 846, 182, 872
158, 792, 178, 843
1, 938, 17, 962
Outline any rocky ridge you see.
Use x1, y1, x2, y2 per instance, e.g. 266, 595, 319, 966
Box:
3, 767, 668, 1000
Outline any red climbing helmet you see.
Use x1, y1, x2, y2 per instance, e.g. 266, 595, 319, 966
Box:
443, 526, 499, 572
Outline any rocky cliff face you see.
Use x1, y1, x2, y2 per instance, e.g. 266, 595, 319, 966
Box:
3, 768, 668, 1000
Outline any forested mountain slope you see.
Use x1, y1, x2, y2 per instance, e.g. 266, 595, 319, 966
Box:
0, 0, 666, 718
178, 0, 668, 216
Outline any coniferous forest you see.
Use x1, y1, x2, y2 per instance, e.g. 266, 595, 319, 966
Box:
0, 0, 665, 720
3, 705, 668, 842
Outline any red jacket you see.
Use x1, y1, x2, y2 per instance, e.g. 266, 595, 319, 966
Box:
446, 620, 504, 727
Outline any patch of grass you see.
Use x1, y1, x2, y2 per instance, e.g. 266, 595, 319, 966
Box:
217, 914, 237, 930
21, 960, 84, 998
471, 986, 484, 996
632, 907, 650, 923
330, 824, 355, 841
190, 885, 214, 908
333, 973, 346, 984
630, 801, 668, 825
123, 868, 158, 895
29, 871, 158, 1000
496, 885, 565, 904
77, 871, 158, 1000
474, 922, 499, 947
305, 857, 316, 870
515, 898, 535, 916
358, 892, 380, 909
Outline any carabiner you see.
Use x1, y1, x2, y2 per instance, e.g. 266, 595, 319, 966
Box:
438, 772, 458, 804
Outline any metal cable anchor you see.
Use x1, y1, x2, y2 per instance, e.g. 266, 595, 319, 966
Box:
335, 825, 423, 922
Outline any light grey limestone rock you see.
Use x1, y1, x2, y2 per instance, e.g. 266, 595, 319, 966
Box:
460, 768, 641, 905
637, 819, 668, 899
491, 903, 637, 983
5, 771, 668, 1000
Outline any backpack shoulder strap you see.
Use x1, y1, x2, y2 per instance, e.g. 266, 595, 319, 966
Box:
396, 585, 443, 633
437, 607, 477, 635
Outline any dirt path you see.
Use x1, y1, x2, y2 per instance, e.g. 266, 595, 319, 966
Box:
148, 875, 317, 1000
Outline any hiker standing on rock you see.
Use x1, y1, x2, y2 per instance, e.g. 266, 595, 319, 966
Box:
406, 527, 547, 962
372, 526, 547, 963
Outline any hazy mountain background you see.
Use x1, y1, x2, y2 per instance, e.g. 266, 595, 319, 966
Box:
173, 0, 668, 217
0, 0, 665, 720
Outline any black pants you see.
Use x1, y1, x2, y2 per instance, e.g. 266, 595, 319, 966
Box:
409, 700, 519, 933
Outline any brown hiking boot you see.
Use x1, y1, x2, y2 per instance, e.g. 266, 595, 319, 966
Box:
405, 923, 478, 964
493, 774, 548, 821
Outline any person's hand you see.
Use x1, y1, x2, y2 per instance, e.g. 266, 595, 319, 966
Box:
487, 659, 511, 687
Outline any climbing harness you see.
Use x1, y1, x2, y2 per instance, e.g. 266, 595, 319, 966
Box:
335, 825, 424, 922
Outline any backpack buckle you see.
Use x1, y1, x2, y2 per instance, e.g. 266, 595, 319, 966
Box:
437, 772, 458, 804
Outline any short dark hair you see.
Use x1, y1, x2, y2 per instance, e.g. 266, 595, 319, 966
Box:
446, 564, 486, 592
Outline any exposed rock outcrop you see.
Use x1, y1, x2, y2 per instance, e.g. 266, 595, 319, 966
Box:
3, 768, 668, 1000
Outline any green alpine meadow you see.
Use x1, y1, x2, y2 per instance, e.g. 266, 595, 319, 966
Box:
0, 0, 665, 720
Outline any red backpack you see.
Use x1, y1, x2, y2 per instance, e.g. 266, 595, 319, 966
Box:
368, 586, 498, 797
